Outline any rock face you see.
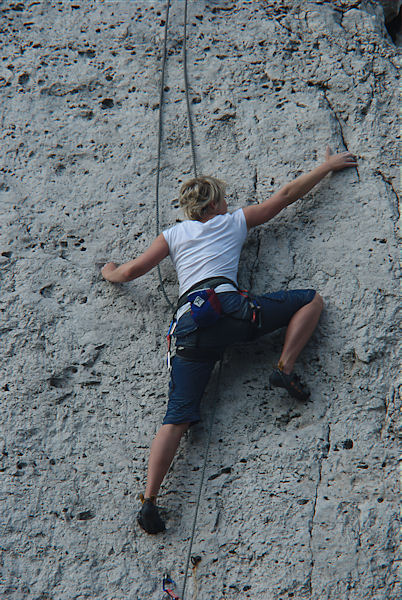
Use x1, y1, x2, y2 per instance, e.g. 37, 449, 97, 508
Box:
0, 1, 400, 599
380, 0, 401, 21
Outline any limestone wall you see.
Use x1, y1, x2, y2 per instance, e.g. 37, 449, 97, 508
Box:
0, 1, 400, 599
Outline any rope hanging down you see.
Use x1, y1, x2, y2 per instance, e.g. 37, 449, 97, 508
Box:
180, 361, 222, 600
183, 0, 198, 179
155, 2, 221, 599
155, 0, 198, 309
155, 0, 173, 309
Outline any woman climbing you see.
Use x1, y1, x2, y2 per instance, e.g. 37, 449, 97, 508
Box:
101, 146, 357, 534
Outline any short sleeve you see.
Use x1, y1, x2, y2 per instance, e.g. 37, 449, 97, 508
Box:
231, 208, 247, 243
162, 226, 174, 253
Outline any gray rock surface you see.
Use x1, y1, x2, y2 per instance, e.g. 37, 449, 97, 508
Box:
379, 0, 401, 21
0, 1, 400, 599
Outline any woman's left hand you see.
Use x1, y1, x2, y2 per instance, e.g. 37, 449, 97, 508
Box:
325, 146, 358, 171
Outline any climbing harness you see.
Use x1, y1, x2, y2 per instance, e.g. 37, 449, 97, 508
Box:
176, 277, 238, 314
166, 277, 262, 369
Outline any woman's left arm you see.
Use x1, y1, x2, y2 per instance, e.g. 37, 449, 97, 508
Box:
101, 234, 169, 283
243, 147, 357, 229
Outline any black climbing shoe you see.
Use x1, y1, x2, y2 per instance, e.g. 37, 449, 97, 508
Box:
269, 368, 311, 401
137, 498, 166, 534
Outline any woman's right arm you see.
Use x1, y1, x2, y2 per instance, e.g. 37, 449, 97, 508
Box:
101, 234, 169, 283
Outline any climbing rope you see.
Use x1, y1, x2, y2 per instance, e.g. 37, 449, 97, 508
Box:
183, 0, 198, 178
180, 361, 222, 600
155, 0, 198, 309
155, 0, 174, 309
155, 2, 222, 598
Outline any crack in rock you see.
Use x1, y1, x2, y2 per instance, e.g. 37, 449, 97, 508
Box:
376, 168, 400, 216
322, 90, 360, 182
307, 423, 331, 596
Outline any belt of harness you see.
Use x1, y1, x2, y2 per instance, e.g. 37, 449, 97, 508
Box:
166, 277, 261, 368
177, 276, 237, 309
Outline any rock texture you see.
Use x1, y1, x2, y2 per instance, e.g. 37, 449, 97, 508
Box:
0, 1, 400, 599
380, 0, 401, 21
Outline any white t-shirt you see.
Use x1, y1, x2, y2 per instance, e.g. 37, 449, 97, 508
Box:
163, 209, 247, 295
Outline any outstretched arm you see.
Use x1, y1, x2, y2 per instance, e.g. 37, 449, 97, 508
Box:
243, 147, 358, 229
101, 233, 169, 283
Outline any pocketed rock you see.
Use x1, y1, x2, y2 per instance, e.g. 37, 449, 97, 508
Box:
0, 2, 399, 600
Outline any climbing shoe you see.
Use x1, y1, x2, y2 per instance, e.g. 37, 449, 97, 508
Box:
137, 495, 166, 534
269, 368, 311, 402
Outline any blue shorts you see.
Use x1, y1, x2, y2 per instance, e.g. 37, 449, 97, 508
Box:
162, 289, 316, 425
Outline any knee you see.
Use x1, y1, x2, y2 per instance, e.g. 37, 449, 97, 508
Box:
313, 292, 324, 312
160, 422, 191, 441
173, 422, 191, 435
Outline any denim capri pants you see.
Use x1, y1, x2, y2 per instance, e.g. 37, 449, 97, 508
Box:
163, 289, 316, 425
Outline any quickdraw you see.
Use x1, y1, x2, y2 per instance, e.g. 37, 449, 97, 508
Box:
238, 288, 262, 329
162, 557, 202, 600
251, 298, 262, 328
163, 574, 181, 600
166, 319, 177, 369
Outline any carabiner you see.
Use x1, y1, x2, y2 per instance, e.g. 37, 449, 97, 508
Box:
166, 319, 177, 370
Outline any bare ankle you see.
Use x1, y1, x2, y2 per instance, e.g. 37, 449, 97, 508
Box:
140, 493, 157, 504
277, 359, 292, 375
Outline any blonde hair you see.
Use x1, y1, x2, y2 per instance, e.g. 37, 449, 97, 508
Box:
179, 176, 226, 220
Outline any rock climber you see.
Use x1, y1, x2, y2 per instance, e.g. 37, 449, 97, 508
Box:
101, 146, 357, 534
